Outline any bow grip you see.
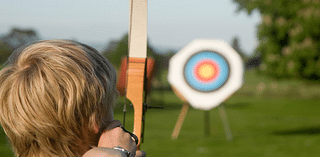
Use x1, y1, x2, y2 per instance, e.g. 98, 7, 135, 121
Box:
126, 57, 146, 147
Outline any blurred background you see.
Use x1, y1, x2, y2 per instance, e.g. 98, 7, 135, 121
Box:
1, 0, 320, 156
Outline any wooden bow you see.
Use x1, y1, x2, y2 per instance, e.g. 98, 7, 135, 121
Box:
126, 0, 148, 149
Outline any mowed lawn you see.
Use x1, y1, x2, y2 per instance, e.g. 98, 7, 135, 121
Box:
0, 70, 320, 156
115, 94, 320, 157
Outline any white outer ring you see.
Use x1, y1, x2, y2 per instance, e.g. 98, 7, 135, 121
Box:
168, 39, 244, 110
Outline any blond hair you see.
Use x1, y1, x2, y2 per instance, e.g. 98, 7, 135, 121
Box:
0, 40, 117, 157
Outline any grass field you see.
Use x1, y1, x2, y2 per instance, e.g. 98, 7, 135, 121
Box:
1, 69, 320, 156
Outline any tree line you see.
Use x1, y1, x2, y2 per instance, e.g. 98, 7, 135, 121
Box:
4, 0, 320, 83
233, 0, 320, 81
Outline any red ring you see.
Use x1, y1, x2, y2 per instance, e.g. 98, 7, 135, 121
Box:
194, 60, 220, 83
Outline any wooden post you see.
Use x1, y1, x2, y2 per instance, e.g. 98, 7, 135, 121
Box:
218, 104, 233, 141
204, 111, 210, 137
171, 102, 189, 140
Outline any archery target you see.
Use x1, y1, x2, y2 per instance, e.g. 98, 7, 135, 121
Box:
168, 39, 244, 110
184, 51, 230, 92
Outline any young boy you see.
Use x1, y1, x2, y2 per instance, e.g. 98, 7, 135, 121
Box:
0, 40, 145, 157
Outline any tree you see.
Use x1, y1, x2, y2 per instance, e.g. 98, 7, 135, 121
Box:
0, 43, 12, 66
0, 27, 40, 66
231, 36, 247, 62
233, 0, 320, 80
103, 33, 161, 68
102, 33, 165, 85
103, 34, 129, 67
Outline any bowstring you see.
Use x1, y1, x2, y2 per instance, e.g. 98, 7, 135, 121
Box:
123, 0, 134, 128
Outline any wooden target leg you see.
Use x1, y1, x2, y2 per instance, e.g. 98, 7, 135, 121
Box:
171, 102, 189, 140
218, 104, 233, 141
204, 111, 211, 137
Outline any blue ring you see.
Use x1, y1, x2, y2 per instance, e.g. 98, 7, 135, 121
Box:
184, 51, 230, 92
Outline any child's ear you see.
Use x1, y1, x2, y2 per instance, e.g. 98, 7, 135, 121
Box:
94, 123, 99, 134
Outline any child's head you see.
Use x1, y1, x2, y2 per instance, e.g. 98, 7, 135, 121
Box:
0, 40, 118, 157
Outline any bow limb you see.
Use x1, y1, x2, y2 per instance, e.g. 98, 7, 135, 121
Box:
126, 0, 148, 149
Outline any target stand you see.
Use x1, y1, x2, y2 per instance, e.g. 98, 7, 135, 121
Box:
168, 39, 243, 140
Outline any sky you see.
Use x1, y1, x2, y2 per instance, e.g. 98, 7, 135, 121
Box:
0, 0, 261, 55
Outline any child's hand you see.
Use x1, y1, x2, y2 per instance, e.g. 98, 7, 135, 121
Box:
135, 150, 147, 157
98, 120, 146, 156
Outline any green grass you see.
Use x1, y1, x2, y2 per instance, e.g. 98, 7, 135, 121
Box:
114, 93, 320, 157
237, 69, 320, 99
1, 70, 320, 156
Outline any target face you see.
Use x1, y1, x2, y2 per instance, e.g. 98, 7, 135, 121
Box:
184, 51, 229, 92
168, 39, 244, 110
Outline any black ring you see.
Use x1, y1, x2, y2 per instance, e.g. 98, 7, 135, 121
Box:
121, 127, 139, 145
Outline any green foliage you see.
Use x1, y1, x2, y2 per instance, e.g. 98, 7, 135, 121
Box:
0, 27, 40, 67
102, 33, 169, 88
103, 34, 129, 68
233, 0, 320, 80
231, 36, 247, 62
103, 33, 160, 68
0, 43, 13, 67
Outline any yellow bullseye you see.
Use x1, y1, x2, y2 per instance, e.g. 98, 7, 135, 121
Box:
198, 64, 215, 79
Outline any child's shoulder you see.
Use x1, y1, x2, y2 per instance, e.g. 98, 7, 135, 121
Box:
82, 147, 126, 157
